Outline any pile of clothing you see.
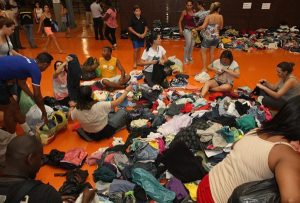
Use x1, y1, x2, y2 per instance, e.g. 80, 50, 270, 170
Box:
218, 25, 300, 53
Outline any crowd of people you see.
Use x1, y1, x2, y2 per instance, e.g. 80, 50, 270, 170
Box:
0, 0, 299, 203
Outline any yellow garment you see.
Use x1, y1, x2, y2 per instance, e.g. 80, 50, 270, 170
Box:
148, 141, 159, 150
184, 182, 198, 201
221, 38, 232, 44
99, 57, 117, 78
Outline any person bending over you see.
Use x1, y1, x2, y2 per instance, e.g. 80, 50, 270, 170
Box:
255, 62, 300, 110
0, 53, 53, 135
200, 50, 240, 97
98, 46, 130, 90
70, 85, 133, 141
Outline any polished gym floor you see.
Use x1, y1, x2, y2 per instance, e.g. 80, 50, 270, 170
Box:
16, 21, 300, 189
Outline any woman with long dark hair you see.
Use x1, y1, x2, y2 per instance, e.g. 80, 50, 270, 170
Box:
70, 84, 132, 141
139, 32, 167, 87
178, 0, 196, 64
37, 4, 63, 53
256, 62, 300, 110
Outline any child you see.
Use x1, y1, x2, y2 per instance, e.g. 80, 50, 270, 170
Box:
128, 5, 148, 69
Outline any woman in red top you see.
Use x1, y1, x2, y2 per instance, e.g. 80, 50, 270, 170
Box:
178, 0, 196, 65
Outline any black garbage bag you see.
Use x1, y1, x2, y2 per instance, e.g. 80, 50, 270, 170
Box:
228, 178, 280, 203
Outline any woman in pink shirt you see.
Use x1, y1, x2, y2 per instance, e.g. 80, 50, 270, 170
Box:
103, 2, 118, 49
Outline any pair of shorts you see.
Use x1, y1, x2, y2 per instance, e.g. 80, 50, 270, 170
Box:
44, 27, 54, 36
0, 81, 11, 105
132, 40, 145, 49
101, 75, 121, 86
201, 37, 219, 48
212, 78, 233, 87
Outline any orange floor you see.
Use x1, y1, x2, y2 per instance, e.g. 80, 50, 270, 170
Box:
16, 22, 300, 190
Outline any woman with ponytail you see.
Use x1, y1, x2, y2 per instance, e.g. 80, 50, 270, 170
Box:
139, 32, 167, 87
256, 62, 300, 109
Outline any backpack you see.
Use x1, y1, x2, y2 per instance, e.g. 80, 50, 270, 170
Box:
81, 57, 100, 80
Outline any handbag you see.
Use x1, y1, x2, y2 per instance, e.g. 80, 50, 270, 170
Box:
51, 21, 59, 32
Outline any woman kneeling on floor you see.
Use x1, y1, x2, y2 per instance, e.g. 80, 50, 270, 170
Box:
200, 50, 240, 97
70, 84, 132, 141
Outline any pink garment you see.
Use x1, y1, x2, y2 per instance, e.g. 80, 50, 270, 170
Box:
86, 151, 115, 166
156, 138, 166, 154
105, 8, 118, 28
61, 148, 88, 166
53, 73, 68, 100
259, 105, 272, 121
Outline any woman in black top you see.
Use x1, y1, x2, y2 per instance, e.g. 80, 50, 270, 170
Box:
37, 4, 63, 53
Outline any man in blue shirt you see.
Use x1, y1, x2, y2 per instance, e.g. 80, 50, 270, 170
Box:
0, 52, 53, 135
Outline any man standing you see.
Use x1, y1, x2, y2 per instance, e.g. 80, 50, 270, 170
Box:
0, 52, 53, 136
20, 5, 37, 48
90, 0, 104, 40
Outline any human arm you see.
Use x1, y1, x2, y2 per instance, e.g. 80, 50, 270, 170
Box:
37, 14, 45, 33
269, 145, 300, 203
53, 56, 73, 78
259, 79, 279, 91
17, 80, 48, 123
33, 8, 37, 22
11, 49, 23, 56
197, 15, 209, 30
256, 78, 295, 99
111, 85, 133, 108
178, 10, 185, 35
116, 59, 126, 81
221, 66, 240, 78
102, 8, 111, 21
219, 15, 224, 30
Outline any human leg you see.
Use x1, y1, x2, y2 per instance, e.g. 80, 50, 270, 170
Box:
93, 18, 100, 40
200, 79, 219, 97
210, 83, 233, 92
201, 47, 208, 72
183, 29, 192, 63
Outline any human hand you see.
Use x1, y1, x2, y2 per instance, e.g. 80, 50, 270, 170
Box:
256, 83, 265, 89
42, 113, 48, 124
259, 79, 267, 85
152, 60, 158, 65
82, 188, 96, 203
125, 84, 133, 92
66, 56, 73, 62
179, 30, 183, 36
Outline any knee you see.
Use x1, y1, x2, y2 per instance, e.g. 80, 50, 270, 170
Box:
125, 75, 131, 81
222, 84, 233, 92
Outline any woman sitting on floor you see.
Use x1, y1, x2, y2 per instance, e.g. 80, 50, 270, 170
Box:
139, 32, 168, 88
197, 96, 300, 203
70, 84, 132, 141
200, 50, 240, 97
255, 62, 300, 110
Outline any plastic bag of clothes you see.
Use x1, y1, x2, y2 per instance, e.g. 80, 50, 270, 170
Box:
19, 91, 35, 115
227, 178, 280, 203
168, 56, 183, 74
26, 104, 54, 132
132, 168, 176, 203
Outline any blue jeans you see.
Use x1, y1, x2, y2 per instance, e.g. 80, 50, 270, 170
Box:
183, 28, 195, 62
23, 24, 36, 48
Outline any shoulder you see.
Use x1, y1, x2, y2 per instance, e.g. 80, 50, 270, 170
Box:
29, 182, 62, 202
231, 60, 239, 68
159, 46, 166, 53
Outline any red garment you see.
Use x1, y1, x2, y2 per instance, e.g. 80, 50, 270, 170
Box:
208, 92, 223, 101
194, 103, 211, 111
180, 103, 194, 113
152, 101, 159, 111
197, 174, 214, 203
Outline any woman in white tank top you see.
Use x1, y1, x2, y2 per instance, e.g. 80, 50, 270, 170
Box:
34, 2, 43, 24
197, 95, 300, 203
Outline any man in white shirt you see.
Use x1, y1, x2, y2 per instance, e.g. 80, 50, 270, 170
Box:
90, 0, 104, 40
